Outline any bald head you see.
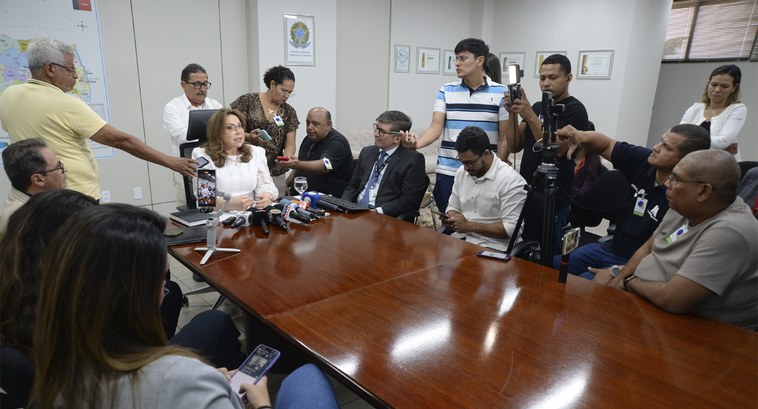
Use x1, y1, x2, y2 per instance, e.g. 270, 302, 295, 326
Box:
306, 107, 333, 142
679, 150, 740, 204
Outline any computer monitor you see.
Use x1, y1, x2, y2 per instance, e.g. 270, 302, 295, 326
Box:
186, 109, 218, 143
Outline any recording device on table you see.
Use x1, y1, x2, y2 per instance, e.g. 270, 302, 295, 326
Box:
194, 187, 240, 265
505, 90, 566, 273
477, 250, 512, 261
229, 344, 281, 399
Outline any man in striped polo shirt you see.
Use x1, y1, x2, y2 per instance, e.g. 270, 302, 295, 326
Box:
405, 38, 508, 214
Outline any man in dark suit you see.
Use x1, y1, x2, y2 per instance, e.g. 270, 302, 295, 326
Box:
342, 110, 429, 218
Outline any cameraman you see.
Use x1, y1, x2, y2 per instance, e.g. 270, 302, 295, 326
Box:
503, 54, 589, 254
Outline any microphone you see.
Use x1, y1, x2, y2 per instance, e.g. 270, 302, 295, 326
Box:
304, 191, 341, 212
276, 202, 310, 224
265, 205, 288, 231
252, 210, 270, 235
230, 211, 251, 229
280, 199, 316, 221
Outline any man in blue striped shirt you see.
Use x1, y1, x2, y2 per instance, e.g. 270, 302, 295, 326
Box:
405, 38, 509, 214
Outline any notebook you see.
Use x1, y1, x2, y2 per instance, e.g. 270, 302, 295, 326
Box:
169, 209, 211, 227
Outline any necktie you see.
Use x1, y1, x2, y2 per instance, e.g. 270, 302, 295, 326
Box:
360, 151, 388, 206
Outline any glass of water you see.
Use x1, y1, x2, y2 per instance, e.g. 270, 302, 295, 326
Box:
293, 176, 308, 197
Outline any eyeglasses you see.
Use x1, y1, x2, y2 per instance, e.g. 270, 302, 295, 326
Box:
373, 123, 401, 137
225, 123, 244, 132
666, 173, 714, 190
457, 154, 483, 167
185, 81, 212, 89
50, 62, 76, 74
39, 161, 65, 175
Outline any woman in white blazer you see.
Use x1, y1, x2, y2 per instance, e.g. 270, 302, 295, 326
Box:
680, 64, 746, 160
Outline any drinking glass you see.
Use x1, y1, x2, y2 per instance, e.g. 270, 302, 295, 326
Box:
294, 176, 308, 196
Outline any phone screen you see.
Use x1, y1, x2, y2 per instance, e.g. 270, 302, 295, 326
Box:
196, 169, 217, 209
477, 250, 511, 260
229, 344, 281, 396
196, 156, 210, 168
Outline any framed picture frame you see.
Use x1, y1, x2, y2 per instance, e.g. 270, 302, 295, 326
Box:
394, 45, 411, 73
534, 51, 566, 77
284, 14, 315, 66
442, 50, 456, 75
500, 52, 526, 74
577, 50, 614, 79
416, 47, 440, 74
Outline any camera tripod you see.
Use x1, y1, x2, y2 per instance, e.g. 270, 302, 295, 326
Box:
195, 191, 240, 265
506, 91, 564, 267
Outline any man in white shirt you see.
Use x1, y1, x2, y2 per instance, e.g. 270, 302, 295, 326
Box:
164, 63, 223, 205
445, 126, 527, 251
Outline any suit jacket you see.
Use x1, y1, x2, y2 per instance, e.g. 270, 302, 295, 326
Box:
342, 145, 429, 217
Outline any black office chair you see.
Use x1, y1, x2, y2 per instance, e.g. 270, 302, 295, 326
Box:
177, 140, 201, 211
568, 170, 631, 245
739, 161, 758, 181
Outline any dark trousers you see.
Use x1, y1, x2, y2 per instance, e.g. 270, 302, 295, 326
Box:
170, 309, 246, 369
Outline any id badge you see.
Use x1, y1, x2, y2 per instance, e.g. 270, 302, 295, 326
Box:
273, 114, 285, 127
633, 197, 648, 217
666, 224, 688, 244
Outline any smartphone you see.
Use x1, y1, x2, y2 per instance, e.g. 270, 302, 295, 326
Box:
196, 168, 217, 210
276, 155, 290, 161
195, 156, 210, 169
432, 211, 449, 219
229, 344, 281, 396
477, 250, 511, 261
259, 129, 272, 141
561, 227, 581, 256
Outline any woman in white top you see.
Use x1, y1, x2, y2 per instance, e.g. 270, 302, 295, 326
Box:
680, 64, 746, 160
193, 109, 278, 211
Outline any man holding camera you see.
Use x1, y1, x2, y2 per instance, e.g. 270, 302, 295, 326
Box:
503, 54, 589, 254
404, 38, 508, 215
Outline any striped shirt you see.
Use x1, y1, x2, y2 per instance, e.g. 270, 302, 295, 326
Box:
433, 77, 508, 176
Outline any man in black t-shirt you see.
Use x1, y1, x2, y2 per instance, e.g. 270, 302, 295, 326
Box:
281, 107, 354, 197
503, 54, 589, 254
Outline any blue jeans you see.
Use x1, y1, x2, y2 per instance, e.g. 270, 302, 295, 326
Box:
275, 364, 340, 409
432, 173, 455, 213
552, 241, 629, 279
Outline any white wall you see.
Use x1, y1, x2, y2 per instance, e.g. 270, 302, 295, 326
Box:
649, 62, 757, 160
254, 0, 337, 150
7, 0, 751, 215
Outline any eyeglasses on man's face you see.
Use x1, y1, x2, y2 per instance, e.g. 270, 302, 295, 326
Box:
373, 123, 401, 137
50, 62, 76, 74
666, 173, 715, 191
185, 81, 212, 89
457, 154, 483, 167
39, 161, 65, 175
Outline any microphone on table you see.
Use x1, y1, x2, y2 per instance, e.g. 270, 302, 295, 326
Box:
231, 212, 251, 228
280, 198, 316, 221
304, 191, 341, 212
265, 205, 288, 231
274, 203, 309, 224
252, 209, 270, 235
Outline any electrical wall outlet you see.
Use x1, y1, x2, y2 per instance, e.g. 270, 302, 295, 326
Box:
133, 187, 143, 200
101, 190, 111, 203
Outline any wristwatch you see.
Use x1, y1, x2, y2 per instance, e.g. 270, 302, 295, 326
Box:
610, 265, 621, 278
623, 274, 638, 292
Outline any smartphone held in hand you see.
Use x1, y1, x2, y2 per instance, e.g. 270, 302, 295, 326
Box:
229, 344, 281, 396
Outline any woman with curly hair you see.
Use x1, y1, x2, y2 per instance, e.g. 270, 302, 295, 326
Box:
231, 66, 299, 190
192, 108, 278, 211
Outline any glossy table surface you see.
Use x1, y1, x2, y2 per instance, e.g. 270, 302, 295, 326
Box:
170, 212, 758, 408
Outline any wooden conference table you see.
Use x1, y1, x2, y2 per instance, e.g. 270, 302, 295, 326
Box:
170, 211, 757, 408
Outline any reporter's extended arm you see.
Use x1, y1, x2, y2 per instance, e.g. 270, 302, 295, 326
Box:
415, 112, 446, 149
557, 126, 616, 162
91, 124, 196, 177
